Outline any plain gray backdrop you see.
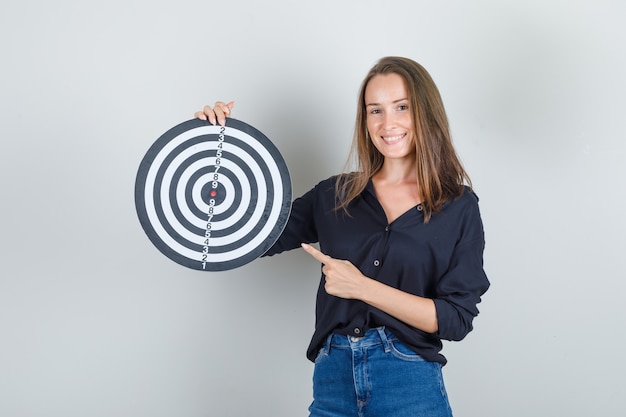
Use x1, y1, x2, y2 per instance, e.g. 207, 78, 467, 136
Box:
1, 0, 625, 416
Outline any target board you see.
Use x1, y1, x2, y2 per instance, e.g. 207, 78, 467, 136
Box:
135, 118, 292, 271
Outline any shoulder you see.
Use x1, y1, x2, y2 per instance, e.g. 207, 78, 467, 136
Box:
295, 175, 341, 205
448, 186, 479, 207
306, 175, 340, 195
296, 173, 367, 212
310, 173, 361, 194
436, 186, 483, 223
441, 186, 485, 240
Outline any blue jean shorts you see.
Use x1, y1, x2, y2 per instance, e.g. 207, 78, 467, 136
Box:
309, 327, 453, 417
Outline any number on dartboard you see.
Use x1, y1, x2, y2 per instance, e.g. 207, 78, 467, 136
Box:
202, 126, 226, 269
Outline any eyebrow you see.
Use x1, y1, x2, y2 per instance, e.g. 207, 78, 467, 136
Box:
365, 98, 409, 107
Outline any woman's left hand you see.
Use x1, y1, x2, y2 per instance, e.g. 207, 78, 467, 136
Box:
301, 243, 367, 300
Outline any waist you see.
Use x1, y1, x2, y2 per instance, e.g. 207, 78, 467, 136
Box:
329, 326, 398, 348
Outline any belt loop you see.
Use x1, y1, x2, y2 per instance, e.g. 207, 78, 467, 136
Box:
377, 327, 391, 353
324, 333, 333, 355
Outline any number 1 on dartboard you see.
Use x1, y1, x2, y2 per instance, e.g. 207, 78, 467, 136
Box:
201, 126, 226, 269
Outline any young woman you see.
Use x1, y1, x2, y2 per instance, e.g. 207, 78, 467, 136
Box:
195, 56, 490, 417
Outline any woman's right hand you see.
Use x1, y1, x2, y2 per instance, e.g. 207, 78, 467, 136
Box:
194, 101, 235, 126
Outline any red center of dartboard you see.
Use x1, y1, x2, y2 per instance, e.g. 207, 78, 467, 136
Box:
210, 189, 217, 198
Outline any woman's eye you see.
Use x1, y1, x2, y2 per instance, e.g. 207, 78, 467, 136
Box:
398, 104, 409, 111
370, 108, 381, 115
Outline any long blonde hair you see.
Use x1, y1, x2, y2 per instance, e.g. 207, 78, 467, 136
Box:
336, 56, 471, 222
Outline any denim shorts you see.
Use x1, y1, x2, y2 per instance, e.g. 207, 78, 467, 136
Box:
309, 327, 453, 417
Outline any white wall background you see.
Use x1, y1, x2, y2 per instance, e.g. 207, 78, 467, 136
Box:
1, 0, 625, 416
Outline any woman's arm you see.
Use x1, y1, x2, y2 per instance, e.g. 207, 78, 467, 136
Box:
301, 243, 438, 334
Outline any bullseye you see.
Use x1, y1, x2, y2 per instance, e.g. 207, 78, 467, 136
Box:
199, 178, 227, 207
135, 118, 292, 271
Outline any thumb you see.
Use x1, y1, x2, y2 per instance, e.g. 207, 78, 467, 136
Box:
225, 101, 235, 115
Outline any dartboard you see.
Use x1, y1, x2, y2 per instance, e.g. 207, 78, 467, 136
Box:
135, 118, 292, 271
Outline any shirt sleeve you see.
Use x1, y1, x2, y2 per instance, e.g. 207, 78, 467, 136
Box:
262, 183, 320, 257
433, 195, 490, 341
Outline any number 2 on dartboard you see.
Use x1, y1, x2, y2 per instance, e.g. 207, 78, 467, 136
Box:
201, 126, 226, 269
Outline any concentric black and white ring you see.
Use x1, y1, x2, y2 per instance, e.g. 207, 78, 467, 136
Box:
135, 118, 292, 271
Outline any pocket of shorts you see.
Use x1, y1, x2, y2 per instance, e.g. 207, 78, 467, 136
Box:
388, 339, 426, 362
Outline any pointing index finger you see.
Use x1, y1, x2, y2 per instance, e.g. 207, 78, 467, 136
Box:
301, 243, 331, 264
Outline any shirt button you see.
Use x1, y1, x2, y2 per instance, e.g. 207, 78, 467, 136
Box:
384, 226, 389, 232
354, 328, 361, 335
417, 204, 423, 212
373, 259, 380, 267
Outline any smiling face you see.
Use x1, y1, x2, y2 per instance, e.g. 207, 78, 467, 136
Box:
364, 73, 416, 164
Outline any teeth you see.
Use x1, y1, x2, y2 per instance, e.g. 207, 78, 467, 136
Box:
382, 134, 404, 142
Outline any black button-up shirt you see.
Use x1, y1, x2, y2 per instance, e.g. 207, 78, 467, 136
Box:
264, 176, 489, 364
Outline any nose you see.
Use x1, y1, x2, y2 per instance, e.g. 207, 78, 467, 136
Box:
382, 112, 397, 130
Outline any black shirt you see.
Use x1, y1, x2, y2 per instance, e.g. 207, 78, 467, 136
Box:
264, 176, 490, 364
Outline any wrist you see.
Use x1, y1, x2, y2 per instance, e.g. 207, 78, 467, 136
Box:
358, 275, 378, 303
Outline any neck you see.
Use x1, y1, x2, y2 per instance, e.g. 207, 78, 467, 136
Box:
374, 158, 417, 184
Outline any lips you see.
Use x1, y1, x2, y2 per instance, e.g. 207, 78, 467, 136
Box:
381, 133, 406, 144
